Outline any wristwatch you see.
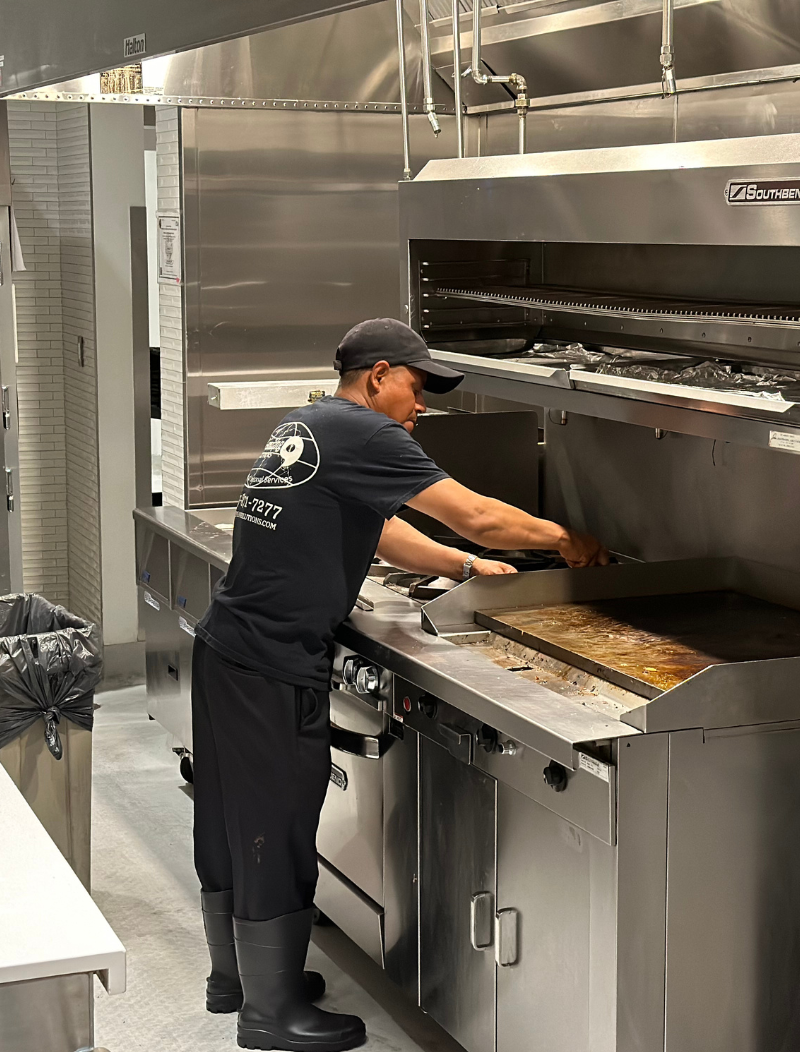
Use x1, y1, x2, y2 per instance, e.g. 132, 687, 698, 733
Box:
462, 553, 478, 581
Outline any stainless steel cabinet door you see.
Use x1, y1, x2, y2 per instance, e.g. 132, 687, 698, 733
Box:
664, 726, 800, 1052
141, 589, 193, 751
420, 737, 497, 1052
496, 782, 616, 1052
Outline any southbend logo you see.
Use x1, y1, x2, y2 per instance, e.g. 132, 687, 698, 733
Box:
726, 179, 800, 205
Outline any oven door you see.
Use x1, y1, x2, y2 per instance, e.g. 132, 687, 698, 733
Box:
318, 687, 391, 907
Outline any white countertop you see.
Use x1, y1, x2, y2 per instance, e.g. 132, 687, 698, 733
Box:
0, 763, 126, 993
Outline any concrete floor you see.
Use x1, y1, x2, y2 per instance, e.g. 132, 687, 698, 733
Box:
92, 685, 463, 1052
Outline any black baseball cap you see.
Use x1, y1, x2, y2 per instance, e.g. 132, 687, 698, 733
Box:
334, 318, 464, 395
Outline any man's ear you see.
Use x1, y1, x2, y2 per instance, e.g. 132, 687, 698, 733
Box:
371, 361, 392, 389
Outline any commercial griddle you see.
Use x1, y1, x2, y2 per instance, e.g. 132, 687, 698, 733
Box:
420, 557, 800, 734
476, 590, 800, 699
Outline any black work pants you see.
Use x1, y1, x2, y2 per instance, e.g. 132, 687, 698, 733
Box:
191, 637, 331, 922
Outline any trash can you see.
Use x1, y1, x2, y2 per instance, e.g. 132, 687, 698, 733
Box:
0, 594, 102, 889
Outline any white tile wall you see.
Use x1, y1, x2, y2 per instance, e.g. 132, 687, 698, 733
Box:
156, 107, 186, 508
7, 101, 102, 625
8, 101, 70, 606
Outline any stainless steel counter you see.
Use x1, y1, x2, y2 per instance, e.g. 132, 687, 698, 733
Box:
134, 505, 637, 767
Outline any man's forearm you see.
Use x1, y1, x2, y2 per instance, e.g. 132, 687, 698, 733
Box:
406, 479, 608, 567
377, 517, 467, 579
467, 498, 569, 551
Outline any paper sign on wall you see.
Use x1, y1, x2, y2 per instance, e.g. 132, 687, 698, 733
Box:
157, 214, 182, 285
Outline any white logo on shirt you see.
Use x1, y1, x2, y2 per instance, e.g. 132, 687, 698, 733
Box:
246, 421, 320, 490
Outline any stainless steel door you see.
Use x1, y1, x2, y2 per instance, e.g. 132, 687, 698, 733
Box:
420, 736, 497, 1052
495, 781, 617, 1052
0, 207, 22, 592
664, 725, 800, 1052
141, 587, 193, 751
318, 688, 386, 907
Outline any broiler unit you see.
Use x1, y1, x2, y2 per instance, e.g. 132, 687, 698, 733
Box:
399, 134, 800, 444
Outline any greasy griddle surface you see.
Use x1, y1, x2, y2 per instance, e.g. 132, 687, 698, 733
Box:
476, 590, 800, 698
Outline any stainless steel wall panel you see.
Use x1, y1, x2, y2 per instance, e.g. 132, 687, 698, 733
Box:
158, 4, 446, 108
543, 414, 800, 570
482, 95, 676, 155
184, 106, 458, 506
664, 725, 800, 1052
431, 0, 800, 104
676, 78, 800, 143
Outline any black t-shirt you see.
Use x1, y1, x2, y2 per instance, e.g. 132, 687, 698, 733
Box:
197, 397, 449, 689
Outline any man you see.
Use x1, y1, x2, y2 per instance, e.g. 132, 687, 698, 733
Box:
193, 318, 607, 1052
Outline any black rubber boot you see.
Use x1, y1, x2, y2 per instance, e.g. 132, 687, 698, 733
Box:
203, 892, 326, 1013
234, 909, 366, 1051
203, 890, 244, 1013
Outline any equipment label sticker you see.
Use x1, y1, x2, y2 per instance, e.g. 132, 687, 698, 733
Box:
124, 34, 147, 59
726, 179, 800, 206
330, 763, 348, 791
578, 752, 610, 782
769, 430, 800, 453
143, 591, 160, 611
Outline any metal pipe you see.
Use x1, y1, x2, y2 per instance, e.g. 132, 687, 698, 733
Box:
395, 0, 413, 178
661, 0, 677, 96
451, 0, 464, 157
471, 0, 528, 152
419, 0, 441, 135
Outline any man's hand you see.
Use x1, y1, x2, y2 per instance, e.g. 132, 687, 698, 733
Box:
471, 558, 517, 576
408, 479, 610, 570
558, 530, 610, 568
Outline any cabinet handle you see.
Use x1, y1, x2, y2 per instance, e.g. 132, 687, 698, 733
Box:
439, 721, 473, 763
470, 891, 494, 950
330, 722, 393, 760
495, 908, 519, 967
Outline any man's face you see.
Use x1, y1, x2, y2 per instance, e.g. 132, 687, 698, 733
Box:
372, 364, 427, 432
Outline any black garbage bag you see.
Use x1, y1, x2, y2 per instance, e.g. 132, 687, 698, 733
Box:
0, 594, 103, 760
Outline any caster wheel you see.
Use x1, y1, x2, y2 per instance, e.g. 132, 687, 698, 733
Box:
312, 906, 332, 926
180, 754, 194, 784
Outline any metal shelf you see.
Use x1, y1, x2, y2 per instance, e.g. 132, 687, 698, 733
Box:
431, 349, 800, 454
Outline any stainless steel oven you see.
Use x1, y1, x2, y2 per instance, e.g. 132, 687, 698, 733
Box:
316, 646, 418, 991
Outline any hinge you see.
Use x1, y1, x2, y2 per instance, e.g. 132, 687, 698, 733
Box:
5, 467, 13, 512
1, 386, 11, 430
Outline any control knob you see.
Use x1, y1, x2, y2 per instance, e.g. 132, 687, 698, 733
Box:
417, 694, 439, 719
543, 760, 568, 793
342, 656, 379, 695
355, 664, 379, 694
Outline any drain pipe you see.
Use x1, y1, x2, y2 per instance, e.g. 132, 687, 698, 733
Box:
419, 0, 441, 135
396, 0, 413, 178
471, 0, 529, 153
661, 0, 677, 95
451, 0, 465, 157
